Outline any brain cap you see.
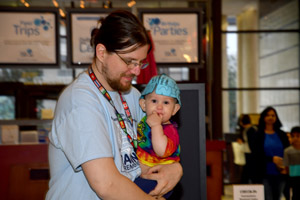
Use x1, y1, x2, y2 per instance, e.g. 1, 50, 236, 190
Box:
140, 74, 181, 106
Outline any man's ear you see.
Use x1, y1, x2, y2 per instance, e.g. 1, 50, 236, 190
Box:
172, 104, 181, 116
96, 43, 106, 62
139, 98, 146, 112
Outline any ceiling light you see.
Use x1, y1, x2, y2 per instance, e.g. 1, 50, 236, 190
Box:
127, 0, 136, 8
59, 8, 65, 18
103, 1, 112, 9
80, 0, 85, 8
52, 0, 59, 7
20, 0, 30, 7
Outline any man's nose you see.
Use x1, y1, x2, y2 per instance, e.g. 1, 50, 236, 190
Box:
130, 66, 141, 76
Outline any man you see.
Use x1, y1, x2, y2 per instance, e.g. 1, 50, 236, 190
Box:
46, 10, 182, 200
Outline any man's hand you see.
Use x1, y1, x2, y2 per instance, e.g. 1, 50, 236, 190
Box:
141, 162, 183, 197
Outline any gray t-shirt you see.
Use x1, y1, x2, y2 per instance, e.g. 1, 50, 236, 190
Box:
46, 72, 144, 199
283, 145, 300, 177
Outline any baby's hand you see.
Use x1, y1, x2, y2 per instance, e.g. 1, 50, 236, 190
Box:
146, 112, 163, 127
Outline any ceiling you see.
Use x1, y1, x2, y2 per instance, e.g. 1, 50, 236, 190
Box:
222, 0, 257, 16
0, 0, 257, 16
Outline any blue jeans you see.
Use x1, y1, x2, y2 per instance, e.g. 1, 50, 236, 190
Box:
263, 174, 286, 200
134, 177, 173, 199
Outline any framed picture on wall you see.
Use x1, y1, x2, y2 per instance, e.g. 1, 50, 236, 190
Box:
138, 8, 203, 68
66, 8, 130, 68
0, 7, 60, 68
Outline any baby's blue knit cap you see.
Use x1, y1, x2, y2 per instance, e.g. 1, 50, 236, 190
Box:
140, 74, 181, 106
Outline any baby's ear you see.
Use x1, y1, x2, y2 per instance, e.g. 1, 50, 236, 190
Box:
172, 103, 181, 116
139, 98, 146, 112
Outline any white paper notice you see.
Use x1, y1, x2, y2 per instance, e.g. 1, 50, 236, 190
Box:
233, 185, 264, 200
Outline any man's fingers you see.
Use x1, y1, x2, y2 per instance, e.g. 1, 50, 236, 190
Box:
149, 180, 168, 196
140, 171, 159, 180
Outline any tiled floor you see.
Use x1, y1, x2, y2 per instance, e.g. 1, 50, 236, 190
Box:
221, 185, 233, 200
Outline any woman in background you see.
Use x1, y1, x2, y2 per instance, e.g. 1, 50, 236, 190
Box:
248, 106, 289, 200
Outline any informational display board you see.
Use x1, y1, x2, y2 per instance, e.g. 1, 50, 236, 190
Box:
66, 8, 130, 68
138, 8, 203, 67
0, 7, 59, 68
233, 185, 264, 200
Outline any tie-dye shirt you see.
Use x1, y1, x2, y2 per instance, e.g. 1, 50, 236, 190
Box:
136, 116, 180, 167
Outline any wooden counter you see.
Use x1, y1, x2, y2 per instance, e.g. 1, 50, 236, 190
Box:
0, 144, 49, 200
206, 140, 226, 200
0, 140, 226, 200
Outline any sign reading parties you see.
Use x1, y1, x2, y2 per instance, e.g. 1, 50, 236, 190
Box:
142, 13, 198, 63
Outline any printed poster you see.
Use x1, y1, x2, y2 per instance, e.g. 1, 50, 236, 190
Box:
142, 13, 199, 63
71, 13, 107, 65
0, 12, 57, 64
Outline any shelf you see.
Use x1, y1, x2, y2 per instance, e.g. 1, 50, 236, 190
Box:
0, 119, 52, 126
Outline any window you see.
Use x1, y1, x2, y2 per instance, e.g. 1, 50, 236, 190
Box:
222, 0, 299, 132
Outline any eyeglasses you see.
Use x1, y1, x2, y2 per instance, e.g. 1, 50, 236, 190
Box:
114, 52, 149, 70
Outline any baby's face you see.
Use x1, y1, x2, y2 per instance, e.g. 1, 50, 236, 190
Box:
143, 91, 180, 123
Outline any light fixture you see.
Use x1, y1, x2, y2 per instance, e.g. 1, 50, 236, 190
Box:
80, 0, 85, 8
52, 0, 65, 18
52, 0, 59, 7
59, 8, 66, 18
103, 1, 112, 9
20, 0, 30, 7
127, 0, 136, 8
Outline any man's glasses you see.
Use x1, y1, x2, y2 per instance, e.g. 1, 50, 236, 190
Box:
114, 52, 149, 70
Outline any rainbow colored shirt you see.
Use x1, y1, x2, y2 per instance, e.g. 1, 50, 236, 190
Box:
136, 116, 180, 167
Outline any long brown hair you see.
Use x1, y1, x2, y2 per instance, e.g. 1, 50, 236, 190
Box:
258, 106, 283, 131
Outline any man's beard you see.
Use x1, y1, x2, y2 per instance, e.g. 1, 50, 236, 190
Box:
102, 64, 134, 92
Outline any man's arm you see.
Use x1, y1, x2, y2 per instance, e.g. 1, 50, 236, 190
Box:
82, 157, 161, 200
141, 162, 183, 197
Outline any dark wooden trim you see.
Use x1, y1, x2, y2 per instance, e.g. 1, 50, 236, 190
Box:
211, 0, 223, 140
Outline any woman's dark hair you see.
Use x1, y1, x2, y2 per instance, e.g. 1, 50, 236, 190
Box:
240, 114, 251, 126
237, 114, 251, 133
258, 106, 282, 131
90, 10, 152, 57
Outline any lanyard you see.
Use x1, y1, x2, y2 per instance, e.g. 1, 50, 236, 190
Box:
88, 66, 137, 150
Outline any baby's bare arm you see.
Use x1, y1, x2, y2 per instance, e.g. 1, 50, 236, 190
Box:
146, 112, 168, 157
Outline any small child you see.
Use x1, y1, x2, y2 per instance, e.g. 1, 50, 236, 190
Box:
134, 74, 181, 198
283, 126, 300, 200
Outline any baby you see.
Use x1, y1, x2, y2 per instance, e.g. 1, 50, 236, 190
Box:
134, 74, 181, 199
